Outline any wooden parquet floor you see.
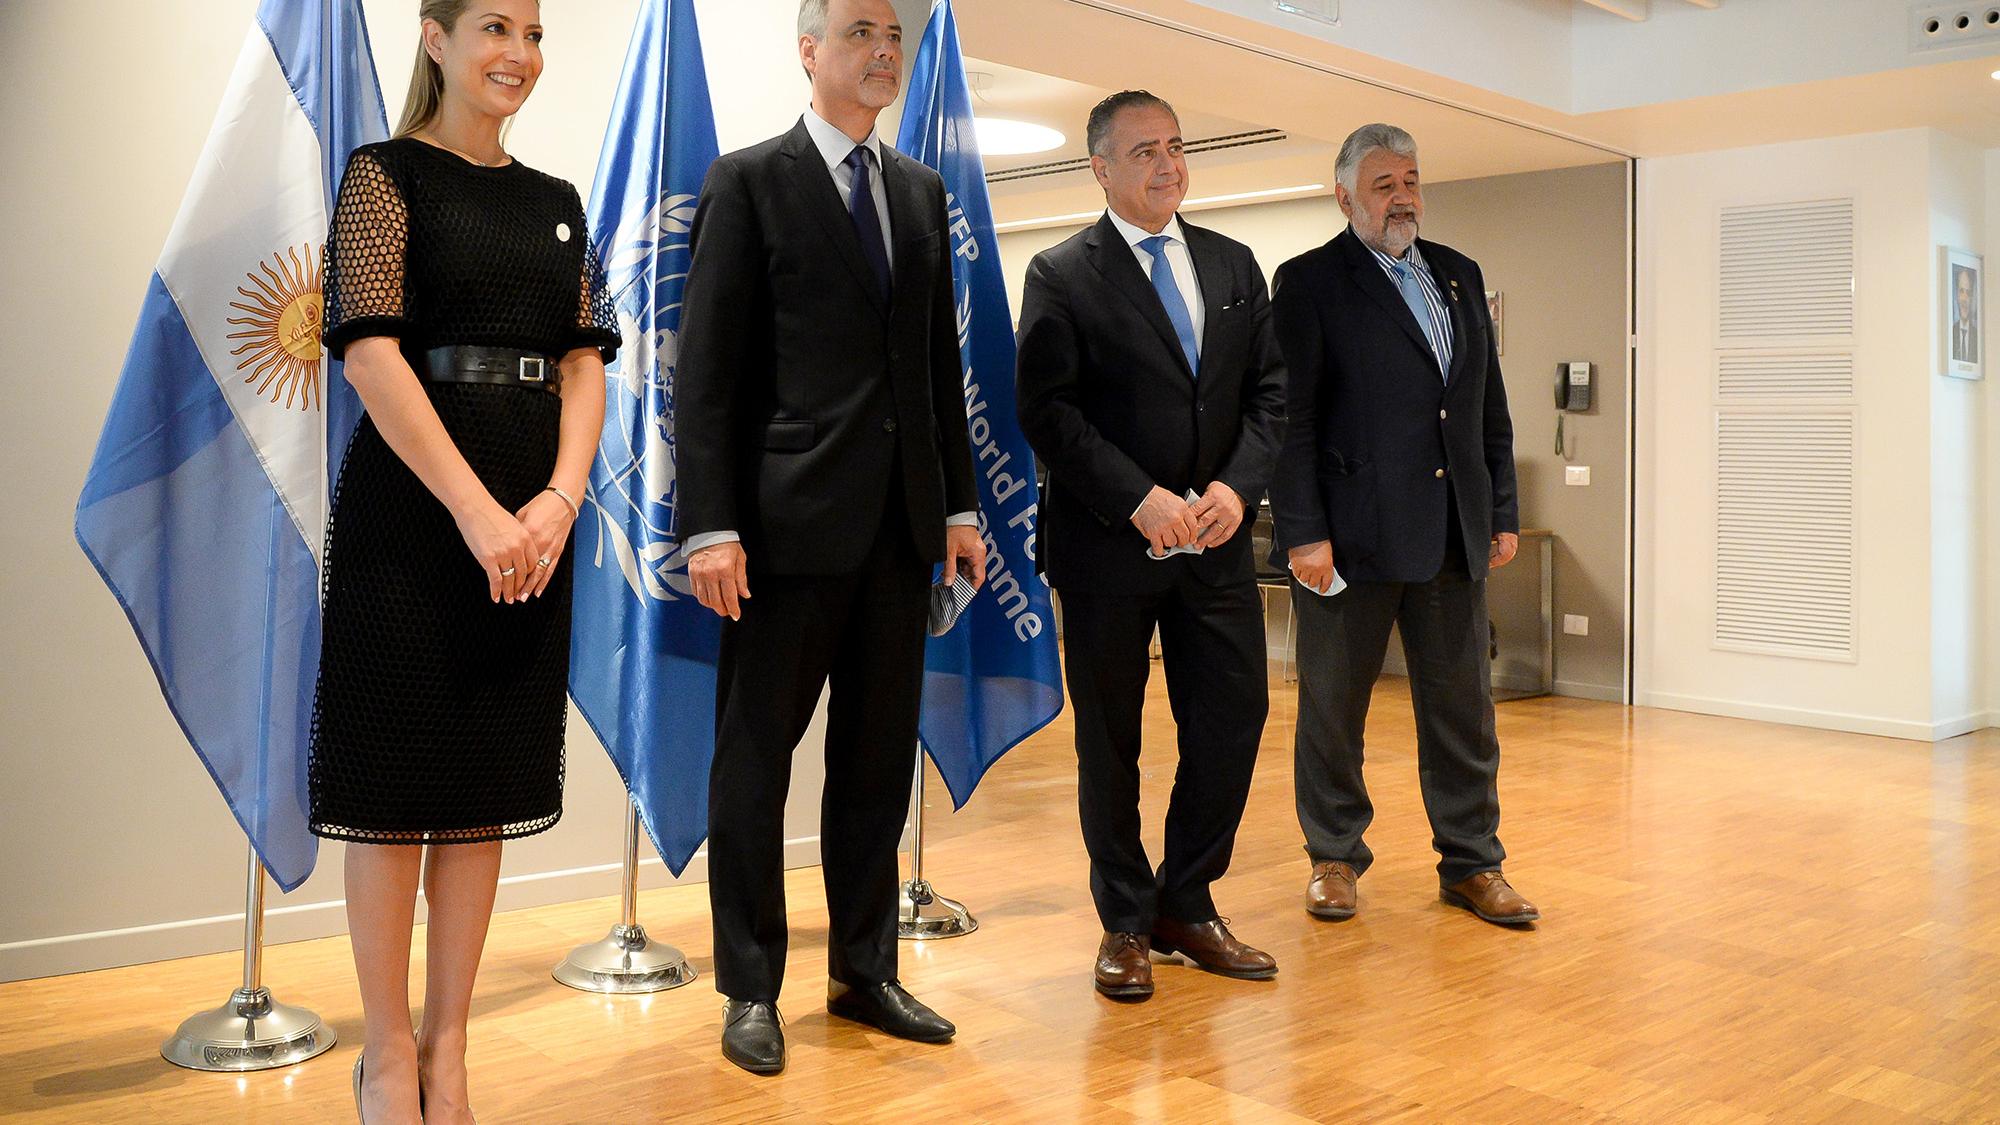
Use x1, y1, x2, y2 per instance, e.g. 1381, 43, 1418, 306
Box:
4, 671, 1998, 1123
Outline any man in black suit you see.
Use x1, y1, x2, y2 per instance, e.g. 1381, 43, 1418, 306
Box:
1016, 91, 1287, 1002
676, 0, 984, 1075
1269, 123, 1539, 928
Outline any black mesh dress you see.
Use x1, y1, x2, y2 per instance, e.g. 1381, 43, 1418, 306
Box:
308, 138, 618, 844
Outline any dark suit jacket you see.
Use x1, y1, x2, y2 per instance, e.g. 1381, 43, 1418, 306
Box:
1015, 213, 1287, 594
1268, 228, 1518, 585
676, 120, 978, 575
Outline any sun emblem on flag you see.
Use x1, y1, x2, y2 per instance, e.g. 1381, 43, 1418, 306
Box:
227, 244, 323, 410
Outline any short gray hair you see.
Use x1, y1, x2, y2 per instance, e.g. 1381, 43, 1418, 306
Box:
798, 0, 829, 39
1335, 124, 1418, 194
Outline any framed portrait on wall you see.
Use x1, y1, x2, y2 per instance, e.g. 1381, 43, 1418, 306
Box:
1942, 248, 1982, 380
1485, 290, 1503, 356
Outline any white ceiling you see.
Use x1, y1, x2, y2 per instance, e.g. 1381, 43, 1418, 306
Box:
954, 6, 1624, 228
953, 0, 2000, 203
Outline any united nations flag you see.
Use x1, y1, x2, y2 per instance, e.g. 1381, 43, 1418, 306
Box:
569, 0, 724, 875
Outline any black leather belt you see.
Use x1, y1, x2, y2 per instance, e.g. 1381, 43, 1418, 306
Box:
421, 345, 560, 394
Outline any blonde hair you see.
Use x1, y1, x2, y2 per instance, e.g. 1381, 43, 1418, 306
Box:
394, 1, 476, 138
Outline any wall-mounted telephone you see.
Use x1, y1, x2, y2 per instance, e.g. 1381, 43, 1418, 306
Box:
1554, 361, 1593, 457
1554, 361, 1594, 412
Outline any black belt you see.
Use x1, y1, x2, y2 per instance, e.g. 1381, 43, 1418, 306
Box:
420, 345, 560, 393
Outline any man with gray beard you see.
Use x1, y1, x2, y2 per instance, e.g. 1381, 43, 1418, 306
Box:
1267, 124, 1539, 927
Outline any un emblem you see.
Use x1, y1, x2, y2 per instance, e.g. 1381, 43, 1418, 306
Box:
586, 191, 701, 604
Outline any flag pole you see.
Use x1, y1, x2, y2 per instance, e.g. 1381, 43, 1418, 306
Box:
554, 800, 696, 992
898, 745, 977, 939
161, 845, 335, 1071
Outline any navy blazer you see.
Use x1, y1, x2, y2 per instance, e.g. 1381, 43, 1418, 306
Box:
1015, 213, 1287, 594
1268, 228, 1518, 584
676, 121, 979, 575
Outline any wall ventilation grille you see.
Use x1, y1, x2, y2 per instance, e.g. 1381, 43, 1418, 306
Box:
1718, 199, 1854, 340
1713, 411, 1856, 660
1717, 351, 1855, 397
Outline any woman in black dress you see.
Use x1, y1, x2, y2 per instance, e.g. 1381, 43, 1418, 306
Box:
313, 2, 613, 1121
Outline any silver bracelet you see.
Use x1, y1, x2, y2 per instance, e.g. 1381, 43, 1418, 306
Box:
543, 485, 579, 519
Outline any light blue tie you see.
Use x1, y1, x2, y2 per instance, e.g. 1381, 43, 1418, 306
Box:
1391, 259, 1445, 379
1139, 235, 1200, 377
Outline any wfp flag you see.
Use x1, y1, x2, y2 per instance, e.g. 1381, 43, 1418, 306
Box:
73, 1, 386, 893
569, 0, 723, 875
897, 0, 1064, 805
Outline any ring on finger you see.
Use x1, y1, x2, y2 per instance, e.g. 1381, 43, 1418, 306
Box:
536, 557, 552, 569
500, 566, 517, 577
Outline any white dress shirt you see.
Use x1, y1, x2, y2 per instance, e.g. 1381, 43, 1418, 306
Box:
1106, 209, 1204, 521
684, 110, 973, 559
801, 105, 894, 278
1105, 208, 1205, 352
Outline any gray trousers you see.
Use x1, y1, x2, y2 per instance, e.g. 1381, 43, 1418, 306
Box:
1290, 545, 1506, 886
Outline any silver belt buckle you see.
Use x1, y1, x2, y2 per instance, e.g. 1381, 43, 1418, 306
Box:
517, 355, 548, 384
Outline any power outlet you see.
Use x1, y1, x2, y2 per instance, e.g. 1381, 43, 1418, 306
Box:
1565, 465, 1591, 486
1910, 4, 2000, 51
1563, 614, 1590, 637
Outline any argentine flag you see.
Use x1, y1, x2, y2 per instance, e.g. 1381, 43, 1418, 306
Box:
898, 0, 1064, 804
569, 0, 724, 875
74, 1, 387, 893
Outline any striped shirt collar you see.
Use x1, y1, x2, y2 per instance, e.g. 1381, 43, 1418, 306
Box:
1367, 239, 1433, 281
1365, 237, 1454, 376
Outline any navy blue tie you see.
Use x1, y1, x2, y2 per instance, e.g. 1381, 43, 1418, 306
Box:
1139, 235, 1199, 377
844, 146, 891, 302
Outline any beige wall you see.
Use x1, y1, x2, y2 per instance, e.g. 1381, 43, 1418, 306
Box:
0, 0, 934, 983
996, 161, 1632, 699
1423, 163, 1631, 700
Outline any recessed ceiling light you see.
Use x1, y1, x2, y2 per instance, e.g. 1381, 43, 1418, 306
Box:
1991, 69, 2000, 80
975, 118, 1066, 157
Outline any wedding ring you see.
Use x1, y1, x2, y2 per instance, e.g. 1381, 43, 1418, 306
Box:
500, 566, 517, 577
536, 558, 552, 569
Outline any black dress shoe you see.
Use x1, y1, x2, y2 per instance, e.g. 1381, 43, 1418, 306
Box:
826, 980, 956, 1043
720, 1000, 786, 1075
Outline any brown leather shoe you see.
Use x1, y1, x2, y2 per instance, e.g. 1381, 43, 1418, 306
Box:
1306, 861, 1358, 920
1441, 870, 1540, 925
1093, 932, 1153, 1000
1151, 917, 1277, 980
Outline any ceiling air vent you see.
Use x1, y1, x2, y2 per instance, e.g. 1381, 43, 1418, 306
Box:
1909, 3, 2000, 51
986, 130, 1288, 184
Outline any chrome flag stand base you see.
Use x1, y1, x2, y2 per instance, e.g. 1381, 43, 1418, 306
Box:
555, 805, 696, 994
898, 750, 978, 940
898, 879, 978, 940
161, 847, 335, 1071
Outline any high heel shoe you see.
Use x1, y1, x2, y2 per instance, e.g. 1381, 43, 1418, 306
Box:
351, 1052, 366, 1124
414, 1034, 477, 1124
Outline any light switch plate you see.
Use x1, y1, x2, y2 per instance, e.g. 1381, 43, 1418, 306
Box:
1563, 614, 1589, 637
1565, 465, 1591, 486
